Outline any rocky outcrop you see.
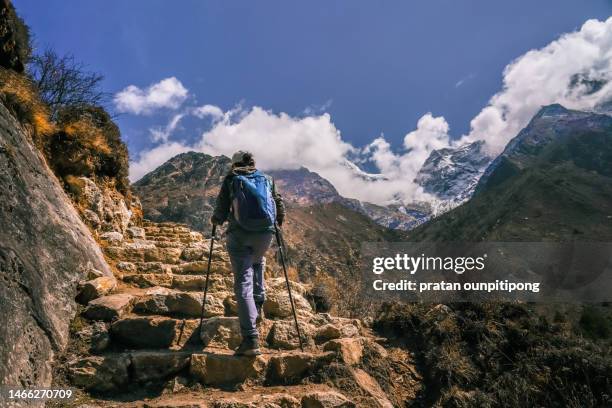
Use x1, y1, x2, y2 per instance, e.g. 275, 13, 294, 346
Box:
72, 176, 136, 233
0, 103, 112, 388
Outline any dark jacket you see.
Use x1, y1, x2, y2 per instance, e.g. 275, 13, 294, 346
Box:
211, 166, 285, 233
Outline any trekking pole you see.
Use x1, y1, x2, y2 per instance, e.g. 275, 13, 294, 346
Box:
275, 224, 304, 352
199, 223, 217, 334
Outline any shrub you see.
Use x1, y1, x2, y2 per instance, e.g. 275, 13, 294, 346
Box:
47, 105, 130, 195
579, 305, 612, 341
374, 302, 612, 407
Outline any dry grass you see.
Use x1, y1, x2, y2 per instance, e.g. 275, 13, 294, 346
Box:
0, 67, 55, 143
375, 302, 612, 407
62, 117, 112, 155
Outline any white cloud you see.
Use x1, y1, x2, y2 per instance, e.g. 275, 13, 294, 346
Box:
192, 104, 224, 120
129, 105, 437, 204
149, 113, 185, 143
460, 17, 612, 154
130, 142, 192, 181
114, 77, 188, 115
129, 17, 612, 206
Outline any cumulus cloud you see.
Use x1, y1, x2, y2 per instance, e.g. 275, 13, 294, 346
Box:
130, 141, 192, 181
129, 105, 438, 204
460, 17, 612, 153
129, 17, 612, 206
114, 77, 188, 115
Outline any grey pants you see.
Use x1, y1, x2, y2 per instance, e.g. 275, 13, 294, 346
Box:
226, 231, 274, 339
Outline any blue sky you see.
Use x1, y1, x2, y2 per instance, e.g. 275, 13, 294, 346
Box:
14, 1, 612, 204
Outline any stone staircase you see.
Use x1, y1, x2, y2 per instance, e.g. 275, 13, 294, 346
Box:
65, 221, 419, 407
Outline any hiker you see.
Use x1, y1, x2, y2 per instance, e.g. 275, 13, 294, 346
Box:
211, 151, 285, 356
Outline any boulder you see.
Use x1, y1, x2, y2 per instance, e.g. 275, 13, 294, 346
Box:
76, 276, 117, 304
314, 324, 342, 343
111, 316, 197, 348
75, 321, 110, 353
83, 293, 134, 321
136, 261, 168, 274
127, 226, 146, 239
323, 338, 363, 366
85, 265, 106, 280
263, 291, 312, 319
145, 246, 183, 264
130, 351, 191, 383
116, 261, 136, 273
301, 391, 355, 408
267, 352, 333, 384
266, 320, 314, 350
339, 324, 359, 338
67, 354, 130, 392
190, 353, 268, 386
90, 323, 111, 353
200, 317, 242, 349
133, 292, 224, 318
100, 231, 124, 244
350, 368, 394, 408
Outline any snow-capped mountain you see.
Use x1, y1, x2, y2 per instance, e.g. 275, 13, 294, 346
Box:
415, 140, 492, 213
339, 159, 389, 182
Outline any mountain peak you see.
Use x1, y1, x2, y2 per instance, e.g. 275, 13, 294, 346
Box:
536, 103, 569, 117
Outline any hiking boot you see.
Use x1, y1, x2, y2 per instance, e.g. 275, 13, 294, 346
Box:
234, 337, 261, 356
255, 302, 264, 325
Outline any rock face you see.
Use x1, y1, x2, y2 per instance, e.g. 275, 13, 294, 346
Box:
416, 140, 492, 214
73, 176, 136, 233
0, 103, 112, 387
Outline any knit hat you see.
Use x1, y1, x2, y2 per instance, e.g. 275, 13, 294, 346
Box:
231, 150, 254, 166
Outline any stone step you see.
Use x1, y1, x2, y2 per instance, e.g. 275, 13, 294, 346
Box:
83, 293, 135, 321
105, 243, 184, 264
120, 273, 233, 293
132, 289, 230, 318
110, 315, 200, 349
67, 350, 192, 393
189, 349, 335, 388
170, 260, 232, 275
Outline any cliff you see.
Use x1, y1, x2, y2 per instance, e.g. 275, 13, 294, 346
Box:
0, 102, 113, 390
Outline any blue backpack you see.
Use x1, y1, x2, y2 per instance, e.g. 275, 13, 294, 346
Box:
230, 171, 277, 231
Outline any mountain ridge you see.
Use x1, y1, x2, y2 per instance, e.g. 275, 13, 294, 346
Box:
408, 105, 612, 241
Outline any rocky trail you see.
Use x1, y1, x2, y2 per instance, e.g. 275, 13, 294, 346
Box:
58, 220, 422, 407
